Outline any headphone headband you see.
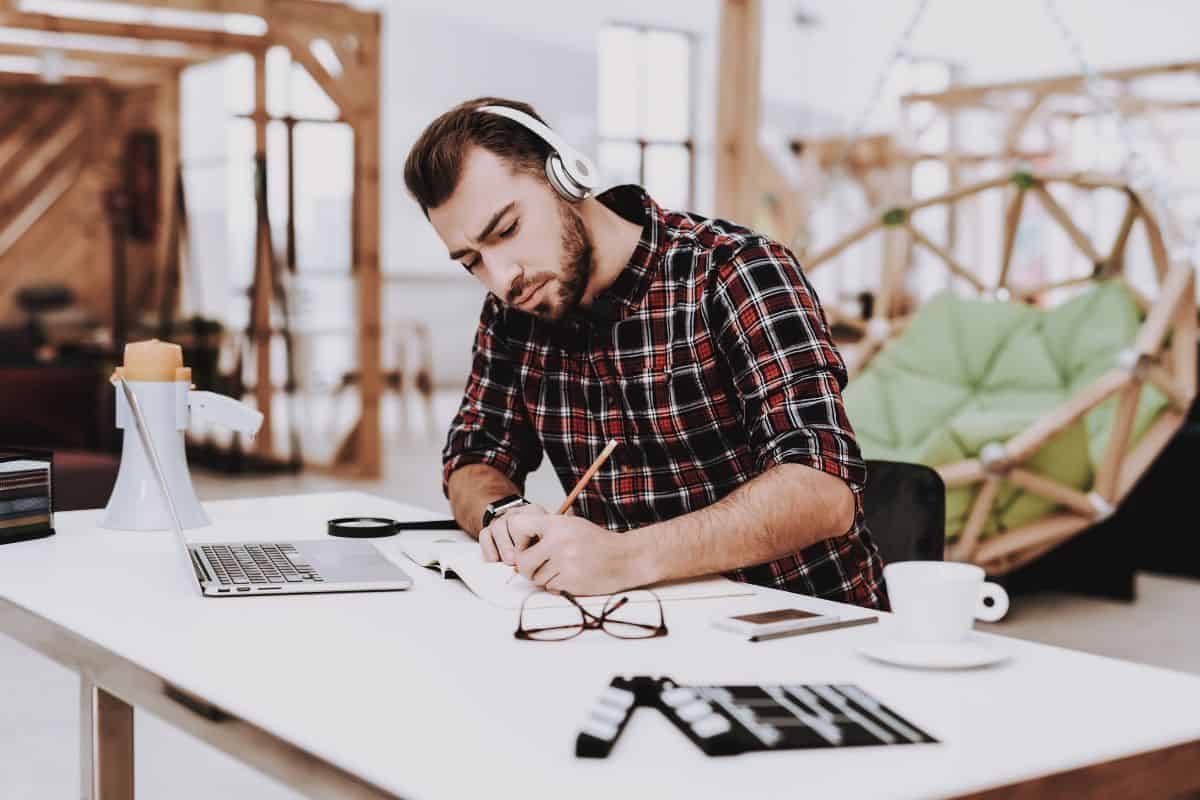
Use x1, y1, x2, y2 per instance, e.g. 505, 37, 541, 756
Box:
477, 104, 598, 201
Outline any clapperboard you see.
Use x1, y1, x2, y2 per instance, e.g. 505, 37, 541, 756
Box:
576, 675, 937, 758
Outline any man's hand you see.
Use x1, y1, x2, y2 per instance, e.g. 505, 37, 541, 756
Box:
509, 515, 645, 596
478, 503, 549, 565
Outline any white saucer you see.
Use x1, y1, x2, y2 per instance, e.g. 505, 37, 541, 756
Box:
858, 635, 1011, 670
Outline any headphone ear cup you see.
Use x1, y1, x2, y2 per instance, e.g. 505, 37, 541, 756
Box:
545, 153, 588, 202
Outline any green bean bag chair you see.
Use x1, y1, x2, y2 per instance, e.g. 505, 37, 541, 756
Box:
843, 281, 1168, 542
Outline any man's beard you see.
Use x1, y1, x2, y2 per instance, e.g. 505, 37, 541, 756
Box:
536, 199, 593, 320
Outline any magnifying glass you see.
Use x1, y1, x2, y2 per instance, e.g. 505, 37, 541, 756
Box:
327, 517, 459, 538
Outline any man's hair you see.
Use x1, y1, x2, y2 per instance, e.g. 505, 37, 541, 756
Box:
404, 97, 553, 215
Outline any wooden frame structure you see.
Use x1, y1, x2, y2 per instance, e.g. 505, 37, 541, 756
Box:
807, 170, 1198, 575
900, 59, 1200, 257
0, 0, 384, 478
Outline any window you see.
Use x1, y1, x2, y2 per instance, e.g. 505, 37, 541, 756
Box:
598, 24, 694, 210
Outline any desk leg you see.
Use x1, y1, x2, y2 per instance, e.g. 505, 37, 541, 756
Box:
81, 675, 134, 800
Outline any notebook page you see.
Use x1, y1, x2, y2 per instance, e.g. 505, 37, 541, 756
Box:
412, 540, 755, 610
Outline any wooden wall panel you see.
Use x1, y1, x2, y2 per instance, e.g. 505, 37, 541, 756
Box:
0, 84, 163, 329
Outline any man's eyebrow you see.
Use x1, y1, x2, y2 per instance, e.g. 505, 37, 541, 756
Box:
448, 202, 516, 261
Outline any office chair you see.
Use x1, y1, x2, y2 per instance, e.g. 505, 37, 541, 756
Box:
861, 460, 945, 564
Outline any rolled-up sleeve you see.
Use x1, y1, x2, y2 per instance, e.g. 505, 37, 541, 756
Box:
441, 298, 543, 496
706, 241, 866, 494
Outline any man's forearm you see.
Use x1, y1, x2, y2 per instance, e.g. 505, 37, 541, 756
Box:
447, 463, 521, 538
630, 463, 856, 585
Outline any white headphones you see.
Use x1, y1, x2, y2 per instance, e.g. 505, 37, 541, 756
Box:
478, 104, 599, 202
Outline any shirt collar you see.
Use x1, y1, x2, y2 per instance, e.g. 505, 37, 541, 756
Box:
583, 185, 669, 323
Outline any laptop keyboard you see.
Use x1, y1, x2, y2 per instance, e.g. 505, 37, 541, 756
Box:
200, 544, 325, 586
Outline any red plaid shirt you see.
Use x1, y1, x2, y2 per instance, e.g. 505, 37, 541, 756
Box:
443, 186, 887, 609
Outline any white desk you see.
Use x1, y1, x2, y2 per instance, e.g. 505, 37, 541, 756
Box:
2, 491, 1199, 800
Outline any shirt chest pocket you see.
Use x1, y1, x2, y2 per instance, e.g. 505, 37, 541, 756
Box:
616, 350, 735, 441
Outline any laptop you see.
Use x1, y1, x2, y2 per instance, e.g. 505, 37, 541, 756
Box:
118, 377, 412, 597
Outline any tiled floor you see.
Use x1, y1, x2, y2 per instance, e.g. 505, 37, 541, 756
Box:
3, 392, 1199, 798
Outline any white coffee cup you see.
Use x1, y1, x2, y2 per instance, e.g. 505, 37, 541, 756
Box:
884, 561, 1009, 644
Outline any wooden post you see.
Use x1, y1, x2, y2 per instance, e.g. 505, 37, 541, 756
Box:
352, 19, 383, 478
250, 49, 274, 458
715, 0, 761, 224
155, 71, 182, 325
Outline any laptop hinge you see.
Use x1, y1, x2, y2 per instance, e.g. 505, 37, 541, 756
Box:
189, 549, 212, 583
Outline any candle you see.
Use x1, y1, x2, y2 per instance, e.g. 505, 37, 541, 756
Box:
121, 339, 184, 382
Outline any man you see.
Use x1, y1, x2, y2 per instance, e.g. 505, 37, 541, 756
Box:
403, 97, 887, 609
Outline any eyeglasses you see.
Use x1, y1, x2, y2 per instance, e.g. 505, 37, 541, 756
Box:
514, 589, 668, 641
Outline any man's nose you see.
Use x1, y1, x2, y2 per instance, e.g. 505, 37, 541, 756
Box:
483, 256, 523, 302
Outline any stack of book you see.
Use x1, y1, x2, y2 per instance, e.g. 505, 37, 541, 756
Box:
1, 456, 53, 543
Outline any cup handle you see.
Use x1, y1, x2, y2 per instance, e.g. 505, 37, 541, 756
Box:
976, 581, 1009, 622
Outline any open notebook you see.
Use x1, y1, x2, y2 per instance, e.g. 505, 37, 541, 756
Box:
399, 529, 755, 610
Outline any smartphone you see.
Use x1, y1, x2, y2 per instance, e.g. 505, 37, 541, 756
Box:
712, 608, 841, 638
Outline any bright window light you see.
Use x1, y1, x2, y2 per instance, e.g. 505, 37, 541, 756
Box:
598, 23, 694, 208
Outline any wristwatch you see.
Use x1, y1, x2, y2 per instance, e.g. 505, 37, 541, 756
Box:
481, 494, 530, 528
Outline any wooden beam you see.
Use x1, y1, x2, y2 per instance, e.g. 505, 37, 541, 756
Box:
0, 105, 84, 214
0, 95, 66, 173
715, 0, 761, 224
1032, 184, 1104, 266
1006, 369, 1131, 463
997, 187, 1025, 289
1105, 195, 1139, 276
0, 10, 266, 52
0, 157, 79, 258
1143, 362, 1192, 412
269, 22, 357, 117
85, 0, 265, 10
1007, 467, 1101, 518
951, 476, 1001, 562
0, 65, 167, 86
1140, 204, 1171, 283
1172, 268, 1197, 399
0, 40, 207, 68
905, 222, 986, 292
1014, 274, 1096, 303
903, 59, 1200, 107
973, 512, 1092, 569
805, 218, 880, 271
908, 174, 1009, 212
1135, 260, 1194, 357
1003, 92, 1048, 152
1116, 411, 1184, 498
937, 459, 985, 490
